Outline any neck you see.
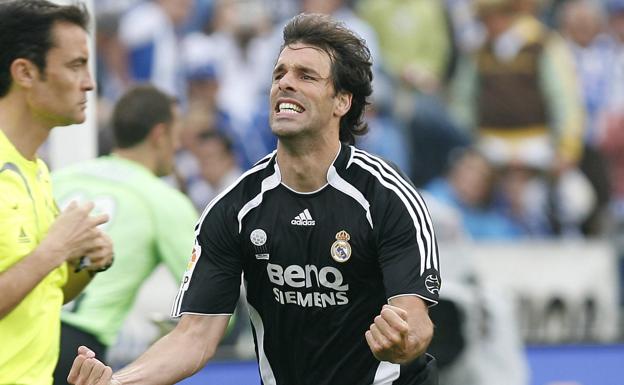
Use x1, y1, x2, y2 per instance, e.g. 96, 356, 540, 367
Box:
0, 93, 51, 161
113, 145, 158, 175
276, 137, 341, 192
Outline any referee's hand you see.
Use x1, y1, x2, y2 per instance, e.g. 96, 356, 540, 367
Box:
67, 346, 114, 385
42, 201, 109, 266
365, 304, 413, 364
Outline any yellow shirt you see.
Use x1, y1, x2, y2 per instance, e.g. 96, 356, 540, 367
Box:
0, 130, 66, 385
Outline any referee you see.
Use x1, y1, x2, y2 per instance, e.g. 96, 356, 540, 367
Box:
0, 2, 114, 384
69, 13, 441, 385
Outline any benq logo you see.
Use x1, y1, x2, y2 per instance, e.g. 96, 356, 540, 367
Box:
266, 263, 348, 291
267, 263, 350, 307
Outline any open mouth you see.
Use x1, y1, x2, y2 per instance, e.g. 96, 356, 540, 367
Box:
276, 101, 305, 114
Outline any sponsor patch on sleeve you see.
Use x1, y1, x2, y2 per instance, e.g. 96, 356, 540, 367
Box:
182, 242, 201, 291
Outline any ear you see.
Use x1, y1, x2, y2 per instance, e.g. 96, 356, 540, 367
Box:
334, 91, 352, 118
148, 122, 167, 146
10, 59, 39, 89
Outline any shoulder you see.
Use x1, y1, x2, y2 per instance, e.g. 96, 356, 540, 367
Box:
342, 146, 430, 223
150, 178, 196, 210
343, 146, 415, 198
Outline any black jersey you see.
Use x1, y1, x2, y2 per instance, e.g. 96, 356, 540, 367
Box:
172, 144, 441, 385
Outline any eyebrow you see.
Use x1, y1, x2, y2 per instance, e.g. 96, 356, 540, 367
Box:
272, 63, 324, 78
67, 56, 88, 66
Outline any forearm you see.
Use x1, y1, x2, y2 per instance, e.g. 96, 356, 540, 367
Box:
112, 315, 226, 385
63, 267, 93, 303
0, 246, 63, 318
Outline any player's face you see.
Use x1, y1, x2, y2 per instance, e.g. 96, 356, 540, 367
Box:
28, 22, 94, 127
269, 43, 342, 139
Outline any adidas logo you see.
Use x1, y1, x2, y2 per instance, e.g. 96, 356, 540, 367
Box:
18, 226, 30, 244
291, 209, 315, 226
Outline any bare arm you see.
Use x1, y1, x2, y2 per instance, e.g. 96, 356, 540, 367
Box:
68, 314, 231, 385
365, 296, 434, 364
0, 202, 109, 318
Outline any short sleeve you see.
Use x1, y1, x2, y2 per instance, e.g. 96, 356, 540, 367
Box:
171, 199, 243, 316
376, 189, 441, 306
0, 169, 36, 271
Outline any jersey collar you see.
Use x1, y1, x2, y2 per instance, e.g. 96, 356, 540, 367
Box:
271, 143, 351, 193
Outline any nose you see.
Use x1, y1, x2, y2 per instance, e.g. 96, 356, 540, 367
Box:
83, 69, 95, 92
277, 71, 296, 92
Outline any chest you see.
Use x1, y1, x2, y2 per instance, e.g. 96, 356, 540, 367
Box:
239, 187, 378, 278
0, 163, 58, 267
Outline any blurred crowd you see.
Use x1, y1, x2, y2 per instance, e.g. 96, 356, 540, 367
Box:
91, 0, 624, 243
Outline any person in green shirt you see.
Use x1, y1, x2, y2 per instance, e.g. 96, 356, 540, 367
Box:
52, 85, 197, 384
0, 2, 114, 384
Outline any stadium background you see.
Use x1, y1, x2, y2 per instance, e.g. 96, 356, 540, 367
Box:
46, 0, 624, 384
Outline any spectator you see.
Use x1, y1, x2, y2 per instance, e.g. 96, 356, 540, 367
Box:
177, 106, 243, 210
426, 148, 524, 239
606, 0, 624, 49
118, 0, 193, 99
194, 129, 243, 203
449, 0, 595, 236
357, 0, 467, 187
182, 0, 276, 167
558, 0, 613, 234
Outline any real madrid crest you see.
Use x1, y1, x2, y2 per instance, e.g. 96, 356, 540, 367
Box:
330, 230, 352, 263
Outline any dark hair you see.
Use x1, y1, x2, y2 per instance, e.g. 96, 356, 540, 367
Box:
0, 0, 90, 97
197, 129, 234, 153
281, 13, 373, 144
112, 85, 175, 148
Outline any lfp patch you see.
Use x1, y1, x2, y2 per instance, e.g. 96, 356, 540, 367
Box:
183, 243, 201, 290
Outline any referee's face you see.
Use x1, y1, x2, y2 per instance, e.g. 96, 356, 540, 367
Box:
270, 43, 341, 140
27, 21, 94, 128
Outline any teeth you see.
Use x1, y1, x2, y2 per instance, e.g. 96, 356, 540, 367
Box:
278, 102, 303, 113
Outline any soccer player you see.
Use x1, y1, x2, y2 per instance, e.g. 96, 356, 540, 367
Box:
52, 85, 197, 385
68, 13, 441, 385
0, 1, 114, 384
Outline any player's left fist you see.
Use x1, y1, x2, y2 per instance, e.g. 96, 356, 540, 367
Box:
365, 304, 411, 363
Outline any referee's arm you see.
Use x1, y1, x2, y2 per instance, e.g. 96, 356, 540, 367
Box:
365, 296, 433, 364
68, 314, 230, 385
